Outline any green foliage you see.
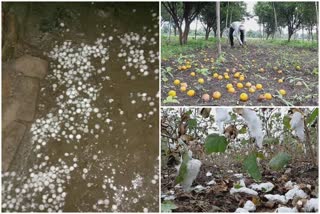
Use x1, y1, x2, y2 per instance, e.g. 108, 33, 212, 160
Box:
307, 108, 318, 127
175, 152, 190, 184
269, 152, 291, 171
239, 126, 247, 134
161, 36, 219, 59
204, 134, 228, 154
243, 153, 262, 182
195, 68, 209, 76
163, 96, 179, 104
263, 137, 280, 145
161, 67, 173, 82
161, 201, 178, 212
283, 115, 291, 130
187, 119, 197, 129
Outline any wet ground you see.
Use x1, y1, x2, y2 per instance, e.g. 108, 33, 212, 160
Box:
2, 2, 159, 212
161, 42, 318, 106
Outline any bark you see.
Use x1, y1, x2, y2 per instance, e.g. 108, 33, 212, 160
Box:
216, 2, 221, 55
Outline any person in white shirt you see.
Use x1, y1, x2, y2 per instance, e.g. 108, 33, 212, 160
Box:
229, 21, 246, 48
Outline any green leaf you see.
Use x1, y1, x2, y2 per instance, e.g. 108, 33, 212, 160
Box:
307, 108, 318, 127
163, 96, 180, 104
263, 137, 280, 145
187, 119, 197, 129
204, 134, 228, 154
283, 115, 291, 130
269, 152, 291, 171
161, 201, 178, 212
243, 153, 262, 181
239, 126, 247, 134
175, 152, 190, 184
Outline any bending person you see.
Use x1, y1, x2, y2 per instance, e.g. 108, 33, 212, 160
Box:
229, 21, 246, 48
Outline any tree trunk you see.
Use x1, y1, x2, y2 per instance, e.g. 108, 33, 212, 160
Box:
178, 27, 183, 45
182, 23, 190, 45
174, 26, 177, 36
194, 18, 198, 40
273, 2, 278, 38
205, 29, 210, 40
216, 2, 221, 55
288, 27, 293, 42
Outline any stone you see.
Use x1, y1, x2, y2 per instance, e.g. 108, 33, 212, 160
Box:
2, 121, 26, 171
2, 76, 39, 129
15, 76, 39, 122
13, 55, 48, 79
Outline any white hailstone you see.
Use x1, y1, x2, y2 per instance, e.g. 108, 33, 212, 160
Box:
93, 108, 99, 113
76, 134, 81, 140
97, 113, 102, 118
143, 208, 148, 213
44, 156, 49, 161
83, 168, 88, 174
95, 124, 100, 129
151, 180, 156, 184
93, 155, 98, 160
131, 100, 136, 104
57, 187, 63, 193
112, 205, 117, 210
39, 204, 45, 211
137, 113, 143, 118
69, 134, 74, 139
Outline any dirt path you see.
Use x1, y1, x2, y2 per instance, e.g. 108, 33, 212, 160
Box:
161, 42, 318, 106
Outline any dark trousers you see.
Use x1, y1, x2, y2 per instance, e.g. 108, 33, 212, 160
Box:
229, 27, 244, 47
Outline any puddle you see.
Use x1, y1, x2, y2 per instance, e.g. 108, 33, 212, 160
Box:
2, 2, 159, 212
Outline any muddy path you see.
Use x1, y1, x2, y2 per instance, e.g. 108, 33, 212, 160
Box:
161, 41, 318, 106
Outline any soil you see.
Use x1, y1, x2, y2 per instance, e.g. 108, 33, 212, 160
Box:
161, 42, 318, 106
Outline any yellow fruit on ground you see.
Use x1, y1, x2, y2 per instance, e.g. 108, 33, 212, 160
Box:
240, 93, 249, 101
279, 89, 286, 96
278, 79, 283, 83
265, 93, 272, 100
256, 84, 263, 90
224, 75, 230, 80
245, 82, 252, 87
187, 90, 195, 97
190, 72, 196, 76
198, 78, 205, 84
259, 68, 265, 72
212, 91, 222, 99
237, 83, 244, 89
228, 87, 236, 93
178, 66, 182, 70
180, 86, 187, 92
218, 75, 223, 80
180, 82, 188, 88
213, 73, 219, 78
239, 76, 245, 81
249, 87, 256, 93
277, 70, 283, 74
168, 90, 176, 97
202, 94, 210, 102
224, 72, 228, 76
226, 83, 233, 89
186, 64, 191, 69
181, 65, 187, 70
226, 68, 230, 72
296, 65, 301, 71
234, 72, 241, 78
273, 66, 278, 71
173, 79, 180, 85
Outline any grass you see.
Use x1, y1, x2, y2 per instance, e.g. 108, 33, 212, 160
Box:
161, 35, 318, 58
161, 36, 220, 59
254, 38, 318, 50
